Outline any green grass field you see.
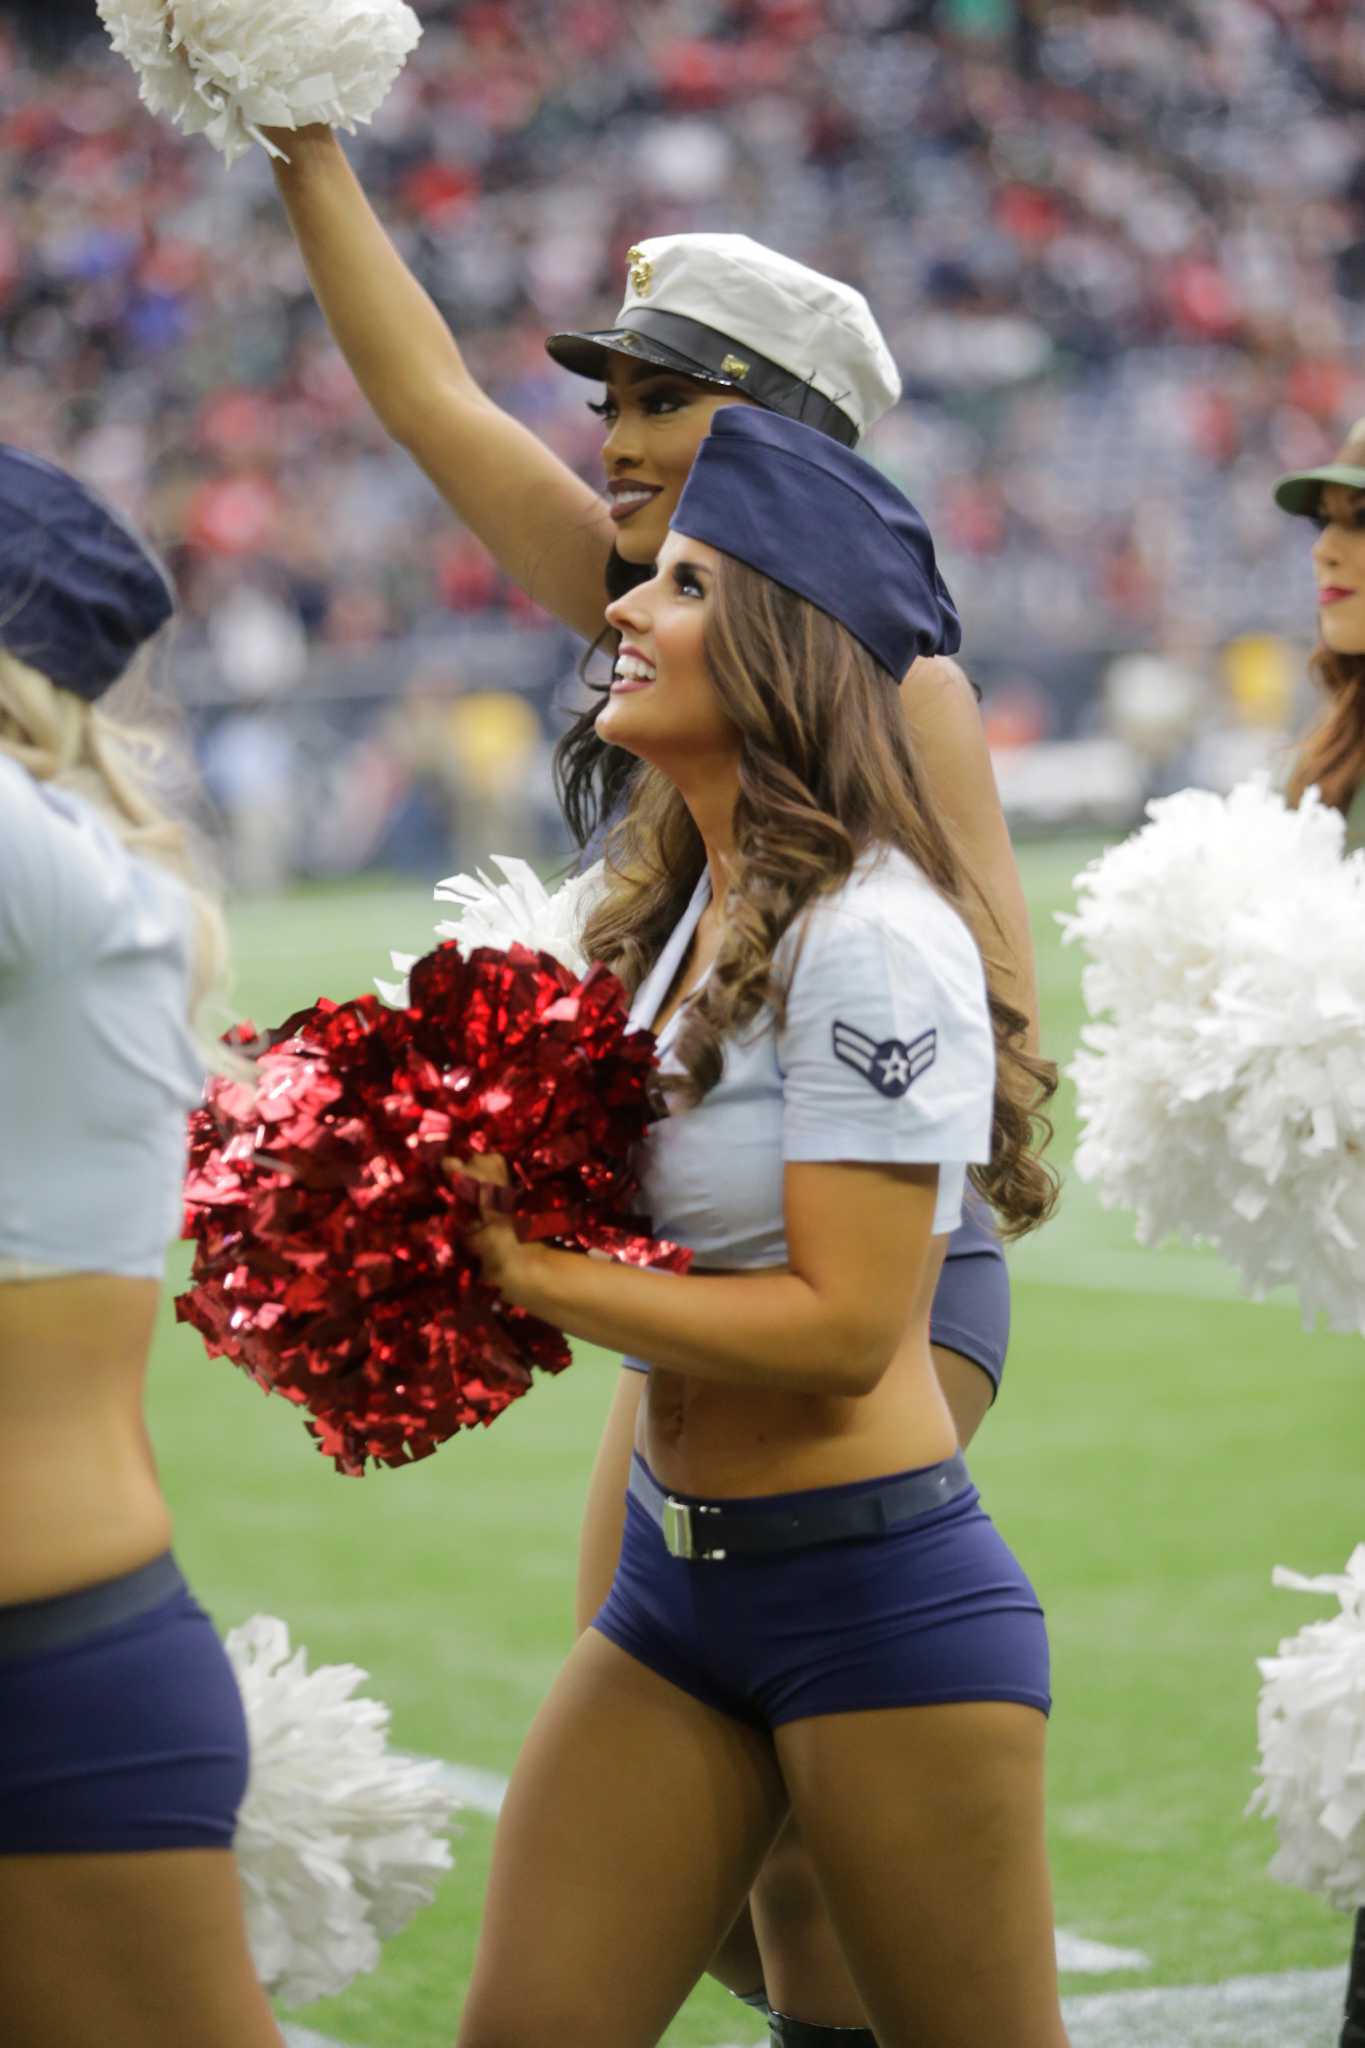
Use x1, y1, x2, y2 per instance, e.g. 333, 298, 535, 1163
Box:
146, 841, 1362, 2046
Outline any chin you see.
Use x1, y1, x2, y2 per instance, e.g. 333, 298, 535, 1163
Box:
613, 512, 670, 567
1322, 616, 1365, 658
594, 701, 648, 755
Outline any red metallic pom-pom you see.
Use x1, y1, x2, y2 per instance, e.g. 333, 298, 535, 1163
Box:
176, 944, 688, 1475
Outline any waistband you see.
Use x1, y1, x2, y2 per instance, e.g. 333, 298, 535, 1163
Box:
628, 1451, 972, 1563
0, 1553, 186, 1661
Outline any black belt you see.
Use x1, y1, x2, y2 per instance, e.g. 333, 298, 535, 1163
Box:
0, 1552, 183, 1659
628, 1452, 971, 1563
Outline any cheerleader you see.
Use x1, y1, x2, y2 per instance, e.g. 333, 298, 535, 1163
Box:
1275, 420, 1365, 849
271, 145, 1031, 2037
1274, 424, 1365, 2046
0, 449, 281, 2047
265, 132, 1032, 2038
452, 407, 1065, 2048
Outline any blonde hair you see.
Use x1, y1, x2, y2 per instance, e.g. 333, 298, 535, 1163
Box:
0, 647, 235, 1060
583, 557, 1058, 1240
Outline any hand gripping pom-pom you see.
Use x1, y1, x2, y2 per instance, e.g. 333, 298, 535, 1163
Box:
1248, 1549, 1365, 1911
226, 1615, 457, 2006
1062, 777, 1365, 1333
377, 857, 610, 1008
97, 0, 422, 167
177, 943, 689, 1474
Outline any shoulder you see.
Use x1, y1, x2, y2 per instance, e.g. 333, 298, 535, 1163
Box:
0, 751, 48, 822
899, 652, 982, 723
0, 758, 185, 971
790, 850, 984, 989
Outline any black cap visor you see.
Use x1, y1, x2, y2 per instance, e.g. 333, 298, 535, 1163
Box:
545, 324, 736, 390
545, 307, 859, 447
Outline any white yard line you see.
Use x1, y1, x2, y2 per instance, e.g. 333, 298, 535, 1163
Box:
1062, 1965, 1342, 2047
1056, 1929, 1151, 1973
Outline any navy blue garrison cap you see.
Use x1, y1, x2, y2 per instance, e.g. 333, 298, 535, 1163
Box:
0, 446, 175, 700
671, 406, 960, 679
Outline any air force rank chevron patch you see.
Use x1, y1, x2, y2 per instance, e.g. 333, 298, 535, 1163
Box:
831, 1021, 937, 1099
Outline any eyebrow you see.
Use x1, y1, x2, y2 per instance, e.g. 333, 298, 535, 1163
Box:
667, 556, 711, 578
606, 365, 694, 392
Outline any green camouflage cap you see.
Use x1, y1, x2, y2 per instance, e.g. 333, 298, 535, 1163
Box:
1273, 416, 1365, 517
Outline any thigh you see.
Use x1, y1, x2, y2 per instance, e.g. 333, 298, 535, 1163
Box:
575, 1366, 646, 1632
0, 1848, 282, 2048
459, 1627, 787, 2048
749, 1815, 870, 2028
776, 1702, 1067, 2048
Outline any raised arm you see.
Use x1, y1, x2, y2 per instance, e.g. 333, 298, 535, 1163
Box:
269, 127, 615, 639
901, 655, 1040, 1049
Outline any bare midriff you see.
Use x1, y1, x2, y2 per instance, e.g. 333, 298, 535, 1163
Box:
637, 1251, 959, 1500
0, 1275, 173, 1607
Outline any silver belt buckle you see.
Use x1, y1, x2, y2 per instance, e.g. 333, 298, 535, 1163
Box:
663, 1496, 695, 1560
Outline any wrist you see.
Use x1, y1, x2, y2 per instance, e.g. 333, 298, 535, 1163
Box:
266, 122, 341, 165
503, 1237, 554, 1313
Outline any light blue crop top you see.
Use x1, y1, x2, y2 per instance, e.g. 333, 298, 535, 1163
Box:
0, 755, 205, 1281
629, 847, 994, 1270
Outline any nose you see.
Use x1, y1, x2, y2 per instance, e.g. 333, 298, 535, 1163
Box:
602, 405, 643, 470
1313, 521, 1342, 571
605, 577, 657, 640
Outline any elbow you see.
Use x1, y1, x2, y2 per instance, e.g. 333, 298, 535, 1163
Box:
823, 1319, 898, 1399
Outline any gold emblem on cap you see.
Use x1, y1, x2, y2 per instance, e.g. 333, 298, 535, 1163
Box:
626, 246, 654, 297
721, 354, 751, 381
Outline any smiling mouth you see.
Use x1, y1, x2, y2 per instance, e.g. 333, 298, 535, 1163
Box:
611, 651, 657, 693
608, 484, 662, 524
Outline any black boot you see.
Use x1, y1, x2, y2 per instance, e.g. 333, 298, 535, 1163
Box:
1342, 1909, 1365, 2048
769, 2015, 877, 2047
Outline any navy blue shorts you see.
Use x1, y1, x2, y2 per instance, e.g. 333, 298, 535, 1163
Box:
0, 1554, 249, 1854
592, 1455, 1050, 1727
622, 1198, 1010, 1396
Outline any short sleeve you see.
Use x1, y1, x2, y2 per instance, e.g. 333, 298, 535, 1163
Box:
778, 891, 994, 1170
0, 757, 62, 971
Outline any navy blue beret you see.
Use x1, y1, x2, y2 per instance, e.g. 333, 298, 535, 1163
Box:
0, 446, 175, 701
671, 406, 960, 679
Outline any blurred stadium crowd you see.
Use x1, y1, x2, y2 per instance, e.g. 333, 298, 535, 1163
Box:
3, 0, 1365, 876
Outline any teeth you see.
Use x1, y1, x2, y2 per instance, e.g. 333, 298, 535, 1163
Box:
614, 654, 656, 682
612, 489, 655, 509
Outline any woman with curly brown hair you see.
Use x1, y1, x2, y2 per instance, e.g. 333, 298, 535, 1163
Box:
451, 407, 1065, 2048
1275, 419, 1365, 851
262, 141, 1036, 2036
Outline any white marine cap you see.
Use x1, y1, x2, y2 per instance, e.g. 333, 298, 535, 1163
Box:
546, 231, 902, 447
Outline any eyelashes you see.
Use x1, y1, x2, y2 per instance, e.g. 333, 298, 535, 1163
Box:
586, 389, 688, 425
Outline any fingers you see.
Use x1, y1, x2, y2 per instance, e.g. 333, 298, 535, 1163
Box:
442, 1152, 515, 1219
460, 1152, 511, 1187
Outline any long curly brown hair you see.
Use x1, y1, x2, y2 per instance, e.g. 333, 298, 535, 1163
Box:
580, 556, 1059, 1239
1286, 644, 1365, 818
554, 547, 650, 848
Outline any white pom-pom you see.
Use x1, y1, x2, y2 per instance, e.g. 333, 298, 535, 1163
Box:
1248, 1548, 1365, 1910
376, 858, 610, 1007
1062, 777, 1365, 1333
226, 1615, 457, 2007
97, 0, 422, 167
